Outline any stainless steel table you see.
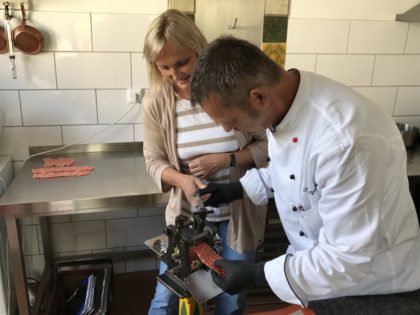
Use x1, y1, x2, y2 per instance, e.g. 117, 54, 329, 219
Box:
0, 142, 166, 315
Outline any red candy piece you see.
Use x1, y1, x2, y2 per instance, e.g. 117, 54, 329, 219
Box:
190, 242, 225, 277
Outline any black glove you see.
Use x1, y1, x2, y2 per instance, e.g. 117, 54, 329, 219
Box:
211, 259, 268, 295
198, 182, 243, 207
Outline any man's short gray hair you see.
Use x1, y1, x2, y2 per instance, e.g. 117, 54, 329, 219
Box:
191, 36, 281, 109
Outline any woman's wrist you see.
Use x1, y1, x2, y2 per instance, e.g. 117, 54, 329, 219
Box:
229, 152, 236, 167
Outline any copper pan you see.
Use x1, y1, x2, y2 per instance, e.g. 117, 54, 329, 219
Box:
13, 2, 43, 54
0, 26, 7, 53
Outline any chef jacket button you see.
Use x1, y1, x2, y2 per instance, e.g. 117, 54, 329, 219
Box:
271, 188, 274, 192
313, 241, 319, 246
298, 204, 304, 210
292, 206, 297, 211
299, 231, 305, 237
292, 137, 299, 143
289, 174, 295, 180
267, 156, 271, 162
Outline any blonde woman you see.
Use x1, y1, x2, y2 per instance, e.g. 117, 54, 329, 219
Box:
142, 10, 268, 315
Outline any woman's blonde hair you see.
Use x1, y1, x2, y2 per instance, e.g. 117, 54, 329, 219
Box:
143, 9, 207, 93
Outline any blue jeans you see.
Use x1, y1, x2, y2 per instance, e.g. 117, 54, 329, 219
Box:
148, 220, 256, 315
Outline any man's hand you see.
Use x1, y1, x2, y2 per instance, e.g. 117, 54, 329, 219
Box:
211, 259, 268, 295
198, 182, 243, 207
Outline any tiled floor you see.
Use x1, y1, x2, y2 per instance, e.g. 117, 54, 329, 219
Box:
111, 270, 287, 314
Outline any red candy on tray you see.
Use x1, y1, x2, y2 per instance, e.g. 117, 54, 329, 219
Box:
190, 242, 225, 277
32, 157, 95, 179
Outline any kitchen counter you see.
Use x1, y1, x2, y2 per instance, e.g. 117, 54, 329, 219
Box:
0, 142, 166, 315
0, 142, 165, 217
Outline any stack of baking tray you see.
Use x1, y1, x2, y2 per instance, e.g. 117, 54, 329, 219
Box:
42, 258, 113, 315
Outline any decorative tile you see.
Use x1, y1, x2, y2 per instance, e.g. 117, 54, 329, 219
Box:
262, 43, 287, 69
263, 16, 288, 43
265, 0, 289, 15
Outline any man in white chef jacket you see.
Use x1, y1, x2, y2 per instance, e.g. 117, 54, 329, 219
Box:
190, 36, 420, 314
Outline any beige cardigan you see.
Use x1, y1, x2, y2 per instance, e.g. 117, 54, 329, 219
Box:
141, 85, 268, 253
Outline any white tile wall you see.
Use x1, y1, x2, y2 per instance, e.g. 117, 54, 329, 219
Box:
24, 254, 45, 279
0, 126, 62, 160
169, 0, 195, 13
316, 55, 375, 86
285, 54, 316, 72
195, 0, 265, 47
395, 87, 420, 116
92, 14, 159, 52
348, 21, 408, 54
352, 87, 397, 116
0, 91, 22, 126
373, 55, 420, 86
62, 124, 134, 144
20, 90, 97, 125
286, 0, 420, 129
97, 90, 141, 124
30, 12, 93, 52
56, 52, 131, 89
286, 19, 350, 53
20, 225, 40, 255
0, 53, 56, 89
406, 23, 420, 53
50, 221, 106, 252
288, 0, 418, 20
31, 1, 167, 14
132, 53, 150, 89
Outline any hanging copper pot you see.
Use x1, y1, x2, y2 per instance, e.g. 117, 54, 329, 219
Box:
12, 2, 43, 54
0, 26, 7, 53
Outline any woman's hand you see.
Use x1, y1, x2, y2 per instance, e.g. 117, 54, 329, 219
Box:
179, 174, 208, 207
188, 153, 229, 178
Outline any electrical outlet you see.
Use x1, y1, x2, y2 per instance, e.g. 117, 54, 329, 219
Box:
126, 89, 138, 104
138, 88, 148, 103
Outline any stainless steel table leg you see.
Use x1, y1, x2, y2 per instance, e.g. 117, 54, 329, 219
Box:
39, 217, 52, 263
5, 215, 30, 315
30, 216, 53, 315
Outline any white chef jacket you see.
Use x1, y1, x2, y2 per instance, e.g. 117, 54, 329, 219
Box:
240, 71, 420, 307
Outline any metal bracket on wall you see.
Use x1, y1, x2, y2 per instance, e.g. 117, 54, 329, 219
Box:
396, 3, 420, 21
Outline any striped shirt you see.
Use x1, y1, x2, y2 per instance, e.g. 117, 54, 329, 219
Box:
176, 98, 239, 221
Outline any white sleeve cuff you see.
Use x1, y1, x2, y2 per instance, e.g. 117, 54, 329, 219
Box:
240, 168, 271, 205
265, 254, 308, 308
